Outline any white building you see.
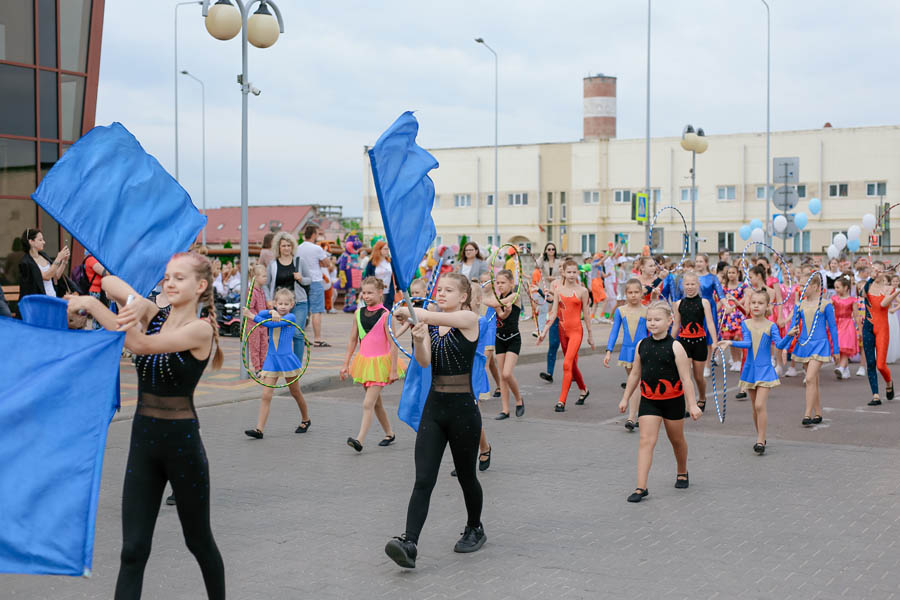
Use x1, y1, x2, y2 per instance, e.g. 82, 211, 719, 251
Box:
362, 75, 899, 257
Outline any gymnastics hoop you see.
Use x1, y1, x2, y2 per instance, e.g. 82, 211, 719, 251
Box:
241, 317, 312, 388
488, 244, 525, 306
792, 270, 826, 348
647, 205, 690, 272
739, 240, 794, 307
239, 276, 256, 342
387, 296, 440, 360
709, 345, 727, 423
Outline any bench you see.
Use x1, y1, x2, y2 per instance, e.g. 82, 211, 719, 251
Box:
2, 285, 19, 317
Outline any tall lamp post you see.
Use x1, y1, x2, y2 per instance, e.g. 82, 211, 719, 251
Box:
174, 1, 202, 182
201, 0, 284, 379
680, 125, 708, 259
180, 70, 207, 245
761, 0, 771, 254
475, 37, 498, 247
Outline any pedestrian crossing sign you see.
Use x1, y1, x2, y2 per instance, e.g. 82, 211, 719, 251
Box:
633, 192, 648, 222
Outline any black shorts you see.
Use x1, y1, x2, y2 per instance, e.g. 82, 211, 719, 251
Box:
495, 333, 521, 355
677, 337, 708, 362
639, 395, 686, 421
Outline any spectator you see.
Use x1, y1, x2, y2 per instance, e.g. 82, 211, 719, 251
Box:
258, 232, 276, 269
365, 240, 396, 309
213, 262, 231, 298
456, 241, 489, 281
295, 224, 331, 347
358, 248, 370, 274
17, 228, 70, 298
84, 251, 109, 329
267, 231, 312, 362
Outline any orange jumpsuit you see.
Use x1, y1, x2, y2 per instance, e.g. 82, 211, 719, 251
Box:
557, 293, 586, 405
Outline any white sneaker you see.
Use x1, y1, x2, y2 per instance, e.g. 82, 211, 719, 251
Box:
703, 367, 711, 378
775, 365, 783, 376
834, 366, 843, 380
730, 362, 741, 372
785, 367, 799, 377
856, 366, 866, 377
843, 367, 852, 379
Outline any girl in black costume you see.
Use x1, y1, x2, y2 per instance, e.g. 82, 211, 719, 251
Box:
385, 272, 485, 568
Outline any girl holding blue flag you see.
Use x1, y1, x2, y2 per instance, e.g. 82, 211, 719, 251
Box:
385, 273, 486, 569
67, 251, 225, 600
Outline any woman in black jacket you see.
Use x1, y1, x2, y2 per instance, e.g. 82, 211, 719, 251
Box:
17, 228, 70, 298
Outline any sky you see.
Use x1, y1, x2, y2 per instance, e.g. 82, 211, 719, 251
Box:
95, 0, 900, 217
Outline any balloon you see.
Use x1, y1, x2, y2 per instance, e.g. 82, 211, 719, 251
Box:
739, 225, 752, 241
809, 197, 821, 215
847, 238, 861, 252
794, 212, 808, 230
862, 213, 877, 230
750, 227, 765, 243
833, 233, 847, 251
750, 218, 763, 230
826, 244, 839, 259
773, 215, 787, 233
847, 225, 861, 241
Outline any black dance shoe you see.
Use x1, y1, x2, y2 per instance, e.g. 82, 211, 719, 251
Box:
539, 372, 553, 383
576, 390, 590, 405
735, 391, 748, 400
385, 535, 417, 568
753, 441, 767, 455
295, 420, 311, 434
811, 415, 822, 424
887, 383, 895, 400
495, 412, 510, 420
453, 524, 486, 553
493, 388, 501, 398
165, 494, 176, 506
554, 403, 565, 412
869, 397, 883, 406
378, 434, 396, 447
624, 420, 635, 432
515, 401, 525, 417
674, 473, 689, 489
627, 488, 648, 503
244, 428, 263, 439
479, 446, 492, 471
347, 437, 363, 452
620, 382, 627, 389
801, 416, 812, 426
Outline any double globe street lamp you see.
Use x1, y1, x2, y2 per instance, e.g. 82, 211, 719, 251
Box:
680, 125, 708, 259
201, 0, 285, 378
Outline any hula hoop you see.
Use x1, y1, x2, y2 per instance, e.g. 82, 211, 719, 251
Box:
489, 244, 524, 306
647, 205, 690, 272
739, 240, 793, 307
241, 317, 312, 388
792, 271, 826, 348
710, 346, 727, 423
387, 297, 440, 360
239, 276, 256, 342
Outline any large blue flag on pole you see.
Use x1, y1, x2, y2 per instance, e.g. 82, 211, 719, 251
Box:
32, 122, 206, 297
0, 318, 124, 576
368, 112, 439, 292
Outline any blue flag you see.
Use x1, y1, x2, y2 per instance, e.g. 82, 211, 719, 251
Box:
368, 112, 439, 292
32, 122, 206, 297
0, 319, 124, 576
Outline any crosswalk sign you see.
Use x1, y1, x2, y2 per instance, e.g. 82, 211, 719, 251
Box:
633, 192, 648, 222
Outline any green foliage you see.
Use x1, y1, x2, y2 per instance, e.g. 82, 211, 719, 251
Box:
223, 240, 233, 249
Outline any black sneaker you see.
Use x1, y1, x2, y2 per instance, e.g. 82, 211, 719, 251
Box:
385, 535, 417, 568
539, 372, 553, 383
453, 524, 486, 553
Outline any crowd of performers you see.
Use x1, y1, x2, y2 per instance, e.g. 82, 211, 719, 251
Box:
53, 225, 897, 595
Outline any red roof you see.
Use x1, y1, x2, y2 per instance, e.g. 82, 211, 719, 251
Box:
202, 205, 315, 245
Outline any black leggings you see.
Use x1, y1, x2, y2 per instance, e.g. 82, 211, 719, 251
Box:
404, 391, 483, 543
115, 416, 225, 600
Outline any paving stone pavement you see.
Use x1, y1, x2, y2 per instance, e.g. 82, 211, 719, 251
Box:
6, 372, 900, 600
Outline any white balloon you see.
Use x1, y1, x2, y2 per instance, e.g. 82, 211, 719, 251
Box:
773, 215, 787, 233
847, 225, 861, 241
750, 227, 765, 243
862, 213, 877, 230
827, 244, 839, 259
833, 233, 847, 251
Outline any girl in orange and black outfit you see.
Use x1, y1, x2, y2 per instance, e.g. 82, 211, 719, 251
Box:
862, 264, 900, 406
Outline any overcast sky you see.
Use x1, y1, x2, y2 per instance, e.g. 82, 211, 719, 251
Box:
95, 0, 900, 217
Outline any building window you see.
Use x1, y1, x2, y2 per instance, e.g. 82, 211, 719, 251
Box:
829, 183, 848, 197
680, 188, 697, 203
867, 182, 887, 197
486, 193, 494, 206
560, 192, 567, 221
583, 190, 600, 204
548, 204, 553, 221
581, 234, 596, 255
793, 231, 810, 253
717, 231, 735, 252
546, 225, 553, 241
486, 234, 499, 247
508, 192, 528, 206
651, 188, 661, 206
756, 185, 774, 200
797, 184, 806, 198
717, 186, 736, 201
614, 189, 631, 204
454, 193, 471, 208
434, 235, 443, 247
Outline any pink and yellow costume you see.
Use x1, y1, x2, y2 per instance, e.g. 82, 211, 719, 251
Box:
349, 304, 405, 387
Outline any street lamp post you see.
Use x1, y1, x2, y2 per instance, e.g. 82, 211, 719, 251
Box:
201, 0, 284, 379
681, 125, 708, 260
174, 1, 202, 182
475, 38, 498, 247
180, 70, 207, 246
761, 0, 771, 254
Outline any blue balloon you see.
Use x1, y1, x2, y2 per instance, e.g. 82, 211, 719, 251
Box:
847, 238, 860, 252
794, 212, 808, 230
739, 224, 752, 241
750, 218, 763, 230
809, 197, 821, 215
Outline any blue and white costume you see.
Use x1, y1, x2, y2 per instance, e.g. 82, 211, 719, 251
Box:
254, 310, 302, 378
730, 320, 794, 390
789, 300, 839, 363
607, 305, 648, 367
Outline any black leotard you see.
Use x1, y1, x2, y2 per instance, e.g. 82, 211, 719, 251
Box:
637, 334, 686, 421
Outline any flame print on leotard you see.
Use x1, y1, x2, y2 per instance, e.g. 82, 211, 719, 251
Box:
678, 322, 706, 339
640, 378, 684, 400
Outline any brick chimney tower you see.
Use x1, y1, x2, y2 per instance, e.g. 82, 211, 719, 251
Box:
583, 74, 616, 139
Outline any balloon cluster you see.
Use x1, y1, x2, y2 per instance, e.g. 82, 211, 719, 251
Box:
737, 197, 822, 242
826, 211, 877, 258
